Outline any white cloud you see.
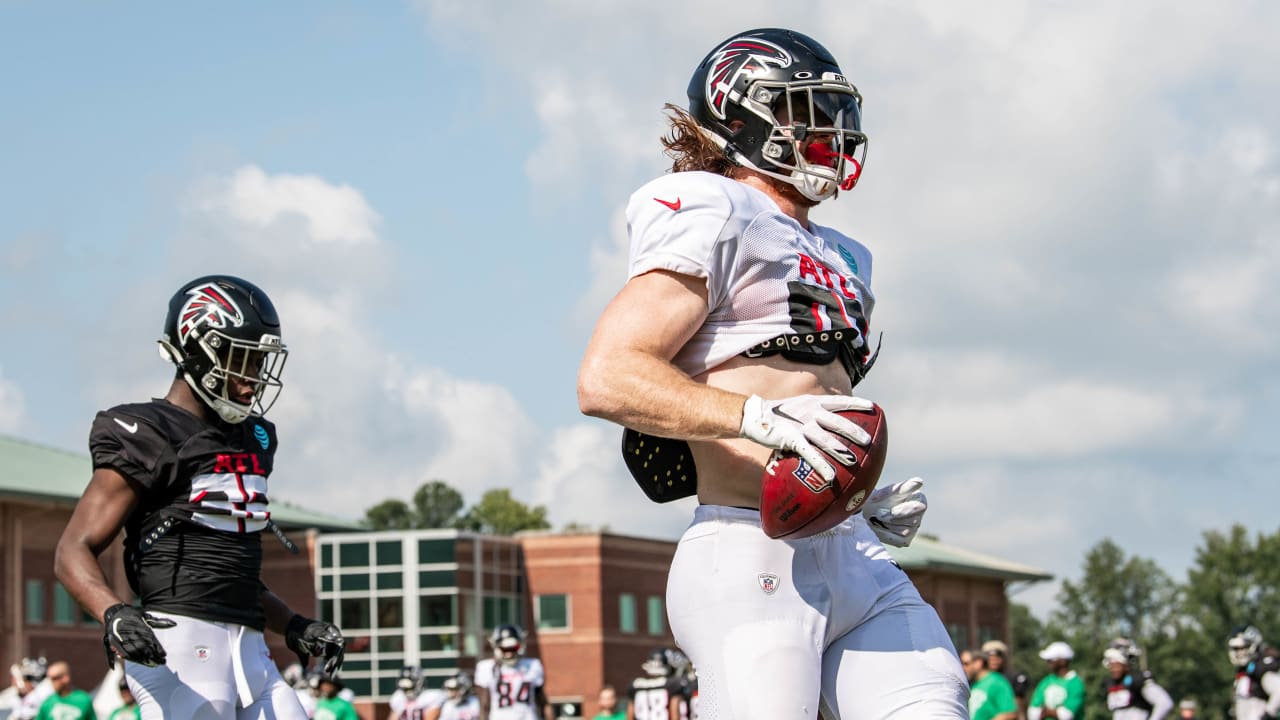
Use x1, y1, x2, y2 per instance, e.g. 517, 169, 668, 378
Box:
196, 164, 381, 246
0, 367, 25, 433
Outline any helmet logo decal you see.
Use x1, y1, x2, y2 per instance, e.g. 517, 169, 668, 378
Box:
177, 282, 245, 344
705, 38, 793, 120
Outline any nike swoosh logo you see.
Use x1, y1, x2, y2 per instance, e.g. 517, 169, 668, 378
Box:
653, 196, 682, 211
771, 407, 802, 425
113, 418, 138, 434
111, 617, 125, 641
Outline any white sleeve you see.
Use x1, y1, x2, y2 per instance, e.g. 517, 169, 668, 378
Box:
390, 691, 408, 715
1142, 680, 1173, 720
474, 660, 494, 690
526, 658, 545, 688
1056, 709, 1074, 720
1263, 670, 1280, 716
626, 174, 734, 309
1026, 708, 1041, 720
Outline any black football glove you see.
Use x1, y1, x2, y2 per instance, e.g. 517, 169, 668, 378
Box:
103, 603, 176, 669
285, 614, 345, 675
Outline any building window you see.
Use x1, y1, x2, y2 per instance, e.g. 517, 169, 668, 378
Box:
647, 596, 665, 636
946, 622, 968, 652
418, 539, 455, 564
25, 580, 43, 624
53, 583, 78, 626
376, 540, 402, 565
536, 594, 570, 631
339, 542, 370, 567
420, 595, 457, 627
619, 593, 637, 634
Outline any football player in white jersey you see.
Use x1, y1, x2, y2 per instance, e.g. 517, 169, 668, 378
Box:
424, 673, 480, 720
578, 27, 967, 720
474, 625, 551, 720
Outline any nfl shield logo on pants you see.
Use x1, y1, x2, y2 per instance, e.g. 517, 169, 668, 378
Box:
758, 573, 779, 595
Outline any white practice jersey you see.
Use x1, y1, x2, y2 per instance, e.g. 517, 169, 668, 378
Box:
405, 690, 447, 720
627, 171, 875, 377
475, 658, 543, 720
439, 696, 480, 720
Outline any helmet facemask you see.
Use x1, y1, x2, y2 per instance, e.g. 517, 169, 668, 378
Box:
717, 77, 867, 203
1230, 636, 1259, 667
161, 327, 287, 424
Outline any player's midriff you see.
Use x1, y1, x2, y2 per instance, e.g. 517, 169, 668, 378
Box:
688, 353, 855, 509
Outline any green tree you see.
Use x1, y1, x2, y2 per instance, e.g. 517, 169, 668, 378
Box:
363, 499, 415, 530
413, 480, 465, 529
454, 489, 551, 535
1046, 538, 1178, 720
1008, 601, 1045, 682
1167, 524, 1280, 720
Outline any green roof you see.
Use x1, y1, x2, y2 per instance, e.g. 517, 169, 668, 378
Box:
887, 535, 1053, 582
0, 434, 362, 532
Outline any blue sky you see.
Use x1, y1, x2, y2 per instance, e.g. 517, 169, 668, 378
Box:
3, 1, 1278, 618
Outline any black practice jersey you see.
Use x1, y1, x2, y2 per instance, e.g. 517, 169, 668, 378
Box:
89, 399, 279, 629
629, 676, 688, 720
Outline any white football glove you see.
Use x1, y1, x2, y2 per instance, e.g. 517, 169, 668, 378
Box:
739, 394, 873, 481
861, 477, 927, 547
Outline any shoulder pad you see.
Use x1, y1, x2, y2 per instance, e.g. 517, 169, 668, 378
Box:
1262, 654, 1280, 671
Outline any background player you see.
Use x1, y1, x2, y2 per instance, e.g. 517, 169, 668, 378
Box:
577, 27, 964, 719
1027, 642, 1085, 720
424, 673, 480, 720
1101, 640, 1171, 720
54, 275, 344, 720
474, 625, 551, 720
1229, 625, 1280, 720
626, 650, 687, 720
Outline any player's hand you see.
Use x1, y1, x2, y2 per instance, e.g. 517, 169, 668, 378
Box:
102, 603, 176, 669
286, 615, 345, 675
739, 394, 872, 481
861, 477, 927, 547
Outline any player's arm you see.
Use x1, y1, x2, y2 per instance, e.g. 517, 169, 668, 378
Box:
668, 693, 682, 720
476, 687, 490, 720
625, 694, 635, 720
1142, 679, 1173, 720
54, 467, 138, 621
579, 269, 743, 441
1261, 669, 1280, 717
535, 685, 552, 720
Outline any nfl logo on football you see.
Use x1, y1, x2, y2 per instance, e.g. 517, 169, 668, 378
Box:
792, 459, 831, 493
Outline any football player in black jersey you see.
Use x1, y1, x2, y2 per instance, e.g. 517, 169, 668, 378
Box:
54, 275, 344, 720
626, 650, 688, 720
1229, 625, 1280, 720
1101, 639, 1172, 720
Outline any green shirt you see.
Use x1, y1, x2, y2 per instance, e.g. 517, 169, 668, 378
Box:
314, 697, 359, 720
108, 706, 140, 720
970, 671, 1017, 720
1029, 670, 1086, 716
593, 712, 626, 720
35, 691, 96, 720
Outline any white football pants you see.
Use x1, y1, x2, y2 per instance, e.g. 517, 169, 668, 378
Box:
666, 506, 968, 720
124, 611, 307, 720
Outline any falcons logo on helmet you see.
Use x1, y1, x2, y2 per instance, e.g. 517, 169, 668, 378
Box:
177, 282, 244, 344
705, 37, 793, 120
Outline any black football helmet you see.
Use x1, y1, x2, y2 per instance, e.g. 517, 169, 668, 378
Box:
687, 28, 867, 202
444, 671, 473, 698
642, 648, 672, 677
1229, 625, 1264, 667
158, 275, 287, 423
396, 665, 422, 693
491, 624, 525, 665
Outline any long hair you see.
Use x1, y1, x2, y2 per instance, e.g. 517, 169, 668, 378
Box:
661, 104, 738, 176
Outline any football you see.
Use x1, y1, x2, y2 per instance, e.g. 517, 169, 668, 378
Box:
759, 404, 888, 540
